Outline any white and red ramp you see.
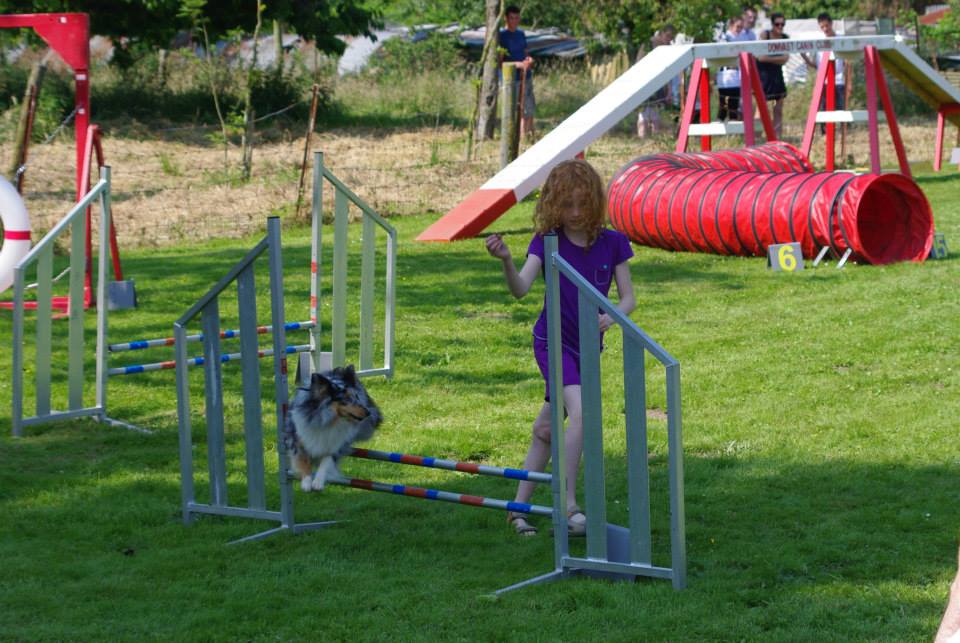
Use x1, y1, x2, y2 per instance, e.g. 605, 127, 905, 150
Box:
417, 35, 960, 242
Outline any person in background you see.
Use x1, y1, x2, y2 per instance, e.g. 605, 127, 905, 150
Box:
802, 13, 849, 112
741, 6, 759, 40
637, 25, 677, 137
717, 16, 746, 121
499, 5, 536, 138
757, 12, 789, 137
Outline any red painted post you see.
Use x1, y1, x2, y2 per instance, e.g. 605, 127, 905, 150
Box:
800, 53, 830, 161
934, 104, 960, 171
698, 63, 712, 151
676, 58, 704, 153
744, 54, 776, 142
863, 47, 882, 174
739, 54, 754, 146
825, 57, 836, 171
869, 46, 910, 177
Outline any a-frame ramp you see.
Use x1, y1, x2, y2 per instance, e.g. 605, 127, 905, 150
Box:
417, 36, 960, 242
416, 45, 694, 241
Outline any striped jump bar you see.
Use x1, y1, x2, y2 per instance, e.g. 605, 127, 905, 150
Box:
349, 448, 552, 483
327, 477, 554, 517
108, 344, 311, 376
109, 320, 315, 353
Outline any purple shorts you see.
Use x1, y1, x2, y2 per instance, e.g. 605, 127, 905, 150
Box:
533, 337, 581, 401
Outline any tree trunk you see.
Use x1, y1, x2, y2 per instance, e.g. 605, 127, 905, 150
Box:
475, 0, 502, 141
158, 48, 168, 86
273, 19, 283, 77
10, 50, 52, 191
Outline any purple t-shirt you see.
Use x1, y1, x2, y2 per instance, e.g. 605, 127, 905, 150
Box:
528, 228, 634, 352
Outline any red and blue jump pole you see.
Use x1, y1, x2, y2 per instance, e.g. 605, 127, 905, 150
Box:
328, 476, 554, 516
348, 448, 552, 483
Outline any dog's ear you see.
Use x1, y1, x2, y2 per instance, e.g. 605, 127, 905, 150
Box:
309, 372, 333, 399
340, 364, 358, 386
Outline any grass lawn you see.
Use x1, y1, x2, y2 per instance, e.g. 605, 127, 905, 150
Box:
1, 165, 958, 641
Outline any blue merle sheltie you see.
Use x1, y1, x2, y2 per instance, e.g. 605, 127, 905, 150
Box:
284, 365, 382, 492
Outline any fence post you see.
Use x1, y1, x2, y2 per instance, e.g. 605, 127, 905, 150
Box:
500, 63, 518, 169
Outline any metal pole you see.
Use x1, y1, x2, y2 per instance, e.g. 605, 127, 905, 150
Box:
12, 267, 25, 436
266, 217, 295, 530
310, 151, 323, 374
332, 189, 348, 367
95, 167, 111, 416
543, 233, 569, 572
666, 362, 686, 589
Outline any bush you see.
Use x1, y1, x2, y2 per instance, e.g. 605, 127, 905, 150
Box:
367, 31, 469, 78
88, 48, 332, 127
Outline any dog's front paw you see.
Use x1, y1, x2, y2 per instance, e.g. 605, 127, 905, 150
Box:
310, 474, 327, 491
300, 475, 313, 492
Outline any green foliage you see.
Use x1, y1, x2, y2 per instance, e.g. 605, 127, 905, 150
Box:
372, 0, 485, 26
0, 0, 379, 56
769, 0, 859, 20
0, 63, 74, 142
367, 31, 468, 77
921, 0, 960, 56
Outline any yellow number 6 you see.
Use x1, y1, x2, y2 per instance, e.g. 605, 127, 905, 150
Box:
778, 244, 797, 271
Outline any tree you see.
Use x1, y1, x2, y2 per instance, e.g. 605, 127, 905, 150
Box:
0, 0, 378, 55
473, 0, 502, 145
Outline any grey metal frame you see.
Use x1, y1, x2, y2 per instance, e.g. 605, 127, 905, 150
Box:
11, 168, 144, 437
311, 151, 396, 379
175, 217, 336, 543
498, 233, 686, 593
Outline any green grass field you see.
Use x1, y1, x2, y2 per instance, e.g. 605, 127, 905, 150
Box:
1, 166, 958, 641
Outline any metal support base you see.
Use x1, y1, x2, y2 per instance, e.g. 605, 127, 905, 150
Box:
227, 520, 341, 545
100, 415, 153, 434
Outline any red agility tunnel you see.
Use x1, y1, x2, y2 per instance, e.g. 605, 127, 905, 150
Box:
607, 142, 934, 264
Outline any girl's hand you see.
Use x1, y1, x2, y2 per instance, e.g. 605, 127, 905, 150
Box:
485, 234, 512, 260
598, 313, 615, 333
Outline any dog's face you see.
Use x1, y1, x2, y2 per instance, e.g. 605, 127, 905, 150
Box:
309, 365, 380, 425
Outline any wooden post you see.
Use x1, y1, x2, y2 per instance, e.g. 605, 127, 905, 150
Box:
296, 84, 321, 220
500, 63, 519, 168
9, 50, 52, 192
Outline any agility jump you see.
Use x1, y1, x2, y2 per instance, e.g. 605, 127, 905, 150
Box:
174, 159, 686, 594
9, 152, 394, 436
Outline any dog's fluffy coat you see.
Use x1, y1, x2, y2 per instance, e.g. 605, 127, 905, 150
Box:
284, 365, 382, 491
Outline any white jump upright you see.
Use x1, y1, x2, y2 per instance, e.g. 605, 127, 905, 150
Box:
10, 168, 138, 437
497, 232, 686, 593
176, 154, 397, 542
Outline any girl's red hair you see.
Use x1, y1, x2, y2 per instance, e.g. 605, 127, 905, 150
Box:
533, 159, 606, 246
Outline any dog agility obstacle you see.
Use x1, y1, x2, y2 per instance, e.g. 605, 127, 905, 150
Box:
177, 204, 686, 592
11, 151, 395, 435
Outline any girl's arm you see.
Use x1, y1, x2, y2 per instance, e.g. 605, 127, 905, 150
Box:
485, 233, 542, 299
599, 260, 636, 332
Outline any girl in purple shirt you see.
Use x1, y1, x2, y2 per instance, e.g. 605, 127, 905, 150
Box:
485, 159, 636, 537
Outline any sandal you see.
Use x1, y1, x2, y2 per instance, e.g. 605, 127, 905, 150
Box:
507, 512, 538, 537
567, 505, 587, 537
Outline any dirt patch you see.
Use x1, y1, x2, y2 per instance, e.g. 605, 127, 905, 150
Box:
2, 120, 944, 248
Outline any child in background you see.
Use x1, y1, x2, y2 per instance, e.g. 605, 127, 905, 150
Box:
485, 159, 636, 536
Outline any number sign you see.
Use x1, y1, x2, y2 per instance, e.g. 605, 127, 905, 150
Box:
768, 242, 804, 272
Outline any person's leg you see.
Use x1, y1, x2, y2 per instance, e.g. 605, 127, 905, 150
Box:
561, 384, 583, 512
936, 546, 960, 643
513, 401, 552, 505
773, 98, 784, 138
